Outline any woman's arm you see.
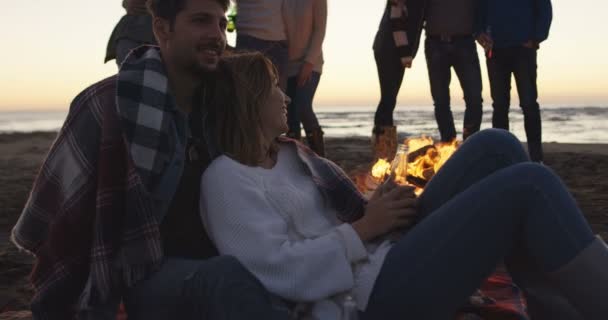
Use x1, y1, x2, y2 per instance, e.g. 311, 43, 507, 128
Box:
200, 160, 367, 302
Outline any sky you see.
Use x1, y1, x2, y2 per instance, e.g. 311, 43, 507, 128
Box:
0, 1, 607, 111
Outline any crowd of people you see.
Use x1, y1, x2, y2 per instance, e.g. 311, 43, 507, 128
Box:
11, 0, 608, 319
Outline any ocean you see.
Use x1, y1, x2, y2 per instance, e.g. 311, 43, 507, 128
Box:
1, 106, 607, 143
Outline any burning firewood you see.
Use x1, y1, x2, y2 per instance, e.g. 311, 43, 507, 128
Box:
406, 145, 436, 163
358, 136, 460, 198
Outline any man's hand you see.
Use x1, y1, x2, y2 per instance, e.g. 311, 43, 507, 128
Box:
476, 33, 493, 52
297, 62, 314, 87
522, 40, 539, 49
353, 185, 418, 242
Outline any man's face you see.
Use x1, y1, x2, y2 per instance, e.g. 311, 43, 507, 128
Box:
162, 0, 227, 74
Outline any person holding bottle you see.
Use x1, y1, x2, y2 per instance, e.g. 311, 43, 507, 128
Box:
200, 52, 608, 320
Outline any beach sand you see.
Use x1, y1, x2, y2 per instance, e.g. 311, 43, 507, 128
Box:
1, 131, 607, 317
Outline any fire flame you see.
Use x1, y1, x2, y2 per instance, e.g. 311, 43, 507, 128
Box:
369, 136, 460, 195
371, 158, 392, 180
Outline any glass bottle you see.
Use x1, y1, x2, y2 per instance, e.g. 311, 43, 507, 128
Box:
227, 3, 237, 33
390, 143, 408, 183
341, 295, 359, 320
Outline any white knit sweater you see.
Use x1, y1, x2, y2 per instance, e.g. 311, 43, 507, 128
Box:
200, 144, 392, 318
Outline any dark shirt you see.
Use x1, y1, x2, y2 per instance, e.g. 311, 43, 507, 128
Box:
160, 98, 220, 260
475, 0, 552, 48
425, 0, 476, 36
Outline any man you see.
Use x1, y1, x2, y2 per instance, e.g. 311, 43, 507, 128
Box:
105, 0, 157, 66
424, 0, 483, 142
11, 0, 288, 319
476, 0, 552, 162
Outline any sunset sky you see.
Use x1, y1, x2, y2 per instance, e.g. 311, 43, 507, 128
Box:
1, 1, 606, 111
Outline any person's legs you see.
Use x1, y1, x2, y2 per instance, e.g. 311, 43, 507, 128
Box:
286, 77, 301, 138
416, 129, 581, 320
425, 39, 456, 142
295, 72, 322, 133
417, 128, 528, 216
125, 256, 289, 320
264, 41, 289, 91
236, 34, 289, 90
452, 38, 483, 140
373, 46, 405, 127
487, 48, 514, 131
290, 72, 324, 156
363, 163, 597, 320
513, 47, 543, 162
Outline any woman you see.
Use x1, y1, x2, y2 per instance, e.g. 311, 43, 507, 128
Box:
283, 0, 327, 156
234, 0, 289, 90
200, 52, 608, 319
372, 0, 426, 160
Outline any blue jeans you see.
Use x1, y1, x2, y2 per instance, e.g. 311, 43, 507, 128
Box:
425, 37, 483, 141
124, 256, 289, 320
363, 129, 595, 319
487, 46, 543, 161
373, 27, 405, 127
236, 34, 289, 91
286, 72, 321, 135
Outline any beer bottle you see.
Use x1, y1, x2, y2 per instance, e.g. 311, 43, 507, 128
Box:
227, 4, 237, 33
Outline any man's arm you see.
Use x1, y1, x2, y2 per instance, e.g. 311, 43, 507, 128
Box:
534, 0, 553, 43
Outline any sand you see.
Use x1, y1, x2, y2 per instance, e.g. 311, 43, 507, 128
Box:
1, 131, 607, 317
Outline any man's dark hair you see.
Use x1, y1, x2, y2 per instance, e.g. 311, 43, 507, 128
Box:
147, 0, 230, 25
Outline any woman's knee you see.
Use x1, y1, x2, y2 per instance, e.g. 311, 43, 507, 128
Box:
465, 128, 528, 161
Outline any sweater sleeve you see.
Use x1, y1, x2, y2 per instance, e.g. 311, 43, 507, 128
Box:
304, 0, 328, 65
534, 0, 552, 43
389, 0, 413, 63
200, 159, 366, 302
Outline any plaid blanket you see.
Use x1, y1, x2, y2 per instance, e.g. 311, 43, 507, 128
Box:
11, 46, 177, 319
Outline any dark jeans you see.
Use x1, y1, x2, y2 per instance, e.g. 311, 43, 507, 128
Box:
373, 33, 405, 127
363, 129, 595, 319
286, 72, 321, 135
425, 37, 483, 141
487, 46, 543, 161
236, 34, 289, 91
124, 256, 289, 320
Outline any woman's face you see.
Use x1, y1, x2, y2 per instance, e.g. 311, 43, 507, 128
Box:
259, 83, 291, 140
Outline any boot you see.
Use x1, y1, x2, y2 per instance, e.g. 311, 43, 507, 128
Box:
371, 125, 397, 161
548, 236, 608, 320
306, 128, 325, 157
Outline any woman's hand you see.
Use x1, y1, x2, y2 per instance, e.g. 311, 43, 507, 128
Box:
352, 184, 418, 242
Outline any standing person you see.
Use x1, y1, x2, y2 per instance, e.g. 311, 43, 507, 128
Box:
11, 0, 289, 319
424, 0, 483, 142
283, 0, 327, 156
476, 0, 552, 162
234, 0, 289, 90
200, 52, 608, 320
105, 0, 157, 67
372, 0, 426, 160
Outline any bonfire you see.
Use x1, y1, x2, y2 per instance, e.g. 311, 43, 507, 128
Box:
359, 136, 460, 197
